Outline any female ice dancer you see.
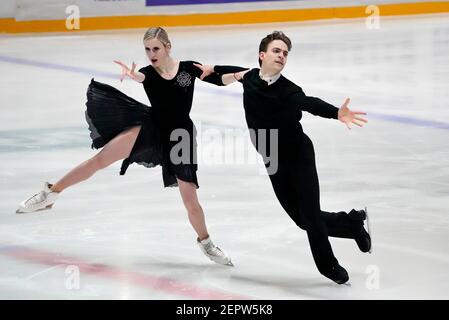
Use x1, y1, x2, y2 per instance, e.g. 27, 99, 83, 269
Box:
196, 31, 372, 284
16, 27, 234, 266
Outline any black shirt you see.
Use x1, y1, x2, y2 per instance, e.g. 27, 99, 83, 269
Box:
239, 68, 338, 132
214, 66, 340, 162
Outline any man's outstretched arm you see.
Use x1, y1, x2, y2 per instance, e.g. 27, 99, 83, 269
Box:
288, 89, 368, 130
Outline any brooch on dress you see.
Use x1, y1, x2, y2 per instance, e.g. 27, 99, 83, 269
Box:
176, 71, 192, 87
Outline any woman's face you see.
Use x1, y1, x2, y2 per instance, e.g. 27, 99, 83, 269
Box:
144, 38, 170, 67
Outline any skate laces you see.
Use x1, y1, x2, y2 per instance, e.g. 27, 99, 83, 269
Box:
205, 243, 224, 257
24, 191, 47, 206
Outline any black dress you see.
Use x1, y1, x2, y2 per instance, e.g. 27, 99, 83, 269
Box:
85, 61, 227, 188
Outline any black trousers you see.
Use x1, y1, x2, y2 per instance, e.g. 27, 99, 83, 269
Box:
266, 134, 361, 274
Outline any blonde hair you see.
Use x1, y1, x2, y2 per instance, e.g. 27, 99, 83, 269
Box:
143, 27, 171, 48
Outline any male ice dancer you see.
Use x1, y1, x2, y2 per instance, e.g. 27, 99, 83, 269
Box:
197, 31, 371, 284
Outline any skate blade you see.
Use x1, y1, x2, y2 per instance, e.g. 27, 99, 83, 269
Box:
365, 206, 372, 254
225, 261, 234, 267
211, 259, 234, 267
16, 204, 54, 214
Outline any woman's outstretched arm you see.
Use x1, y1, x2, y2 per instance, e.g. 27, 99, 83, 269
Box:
193, 63, 249, 85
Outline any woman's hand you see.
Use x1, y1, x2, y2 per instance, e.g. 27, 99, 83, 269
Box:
193, 63, 215, 80
114, 60, 144, 82
221, 69, 249, 85
338, 98, 368, 130
233, 70, 249, 81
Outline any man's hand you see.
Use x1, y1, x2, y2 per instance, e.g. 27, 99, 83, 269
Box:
338, 98, 368, 130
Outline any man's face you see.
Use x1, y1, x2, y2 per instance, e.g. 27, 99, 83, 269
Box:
259, 40, 289, 73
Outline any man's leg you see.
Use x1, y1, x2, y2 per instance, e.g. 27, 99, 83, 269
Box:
267, 163, 346, 283
293, 136, 348, 283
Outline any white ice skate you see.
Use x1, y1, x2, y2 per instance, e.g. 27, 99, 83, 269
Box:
197, 237, 234, 266
16, 182, 59, 214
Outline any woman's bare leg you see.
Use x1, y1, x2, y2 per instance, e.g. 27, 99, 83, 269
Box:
177, 178, 209, 240
51, 126, 141, 193
178, 178, 233, 265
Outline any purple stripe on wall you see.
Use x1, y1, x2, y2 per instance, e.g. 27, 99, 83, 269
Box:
146, 0, 269, 6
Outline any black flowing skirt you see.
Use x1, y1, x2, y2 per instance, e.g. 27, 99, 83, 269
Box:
85, 79, 199, 188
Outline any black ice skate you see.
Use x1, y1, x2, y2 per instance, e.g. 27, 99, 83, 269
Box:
349, 207, 372, 254
322, 264, 349, 285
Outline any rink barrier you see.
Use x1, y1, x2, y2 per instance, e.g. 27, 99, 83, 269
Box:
1, 1, 449, 33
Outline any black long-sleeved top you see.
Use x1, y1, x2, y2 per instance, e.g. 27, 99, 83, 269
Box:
241, 68, 338, 128
215, 66, 338, 130
215, 66, 339, 161
139, 60, 225, 132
